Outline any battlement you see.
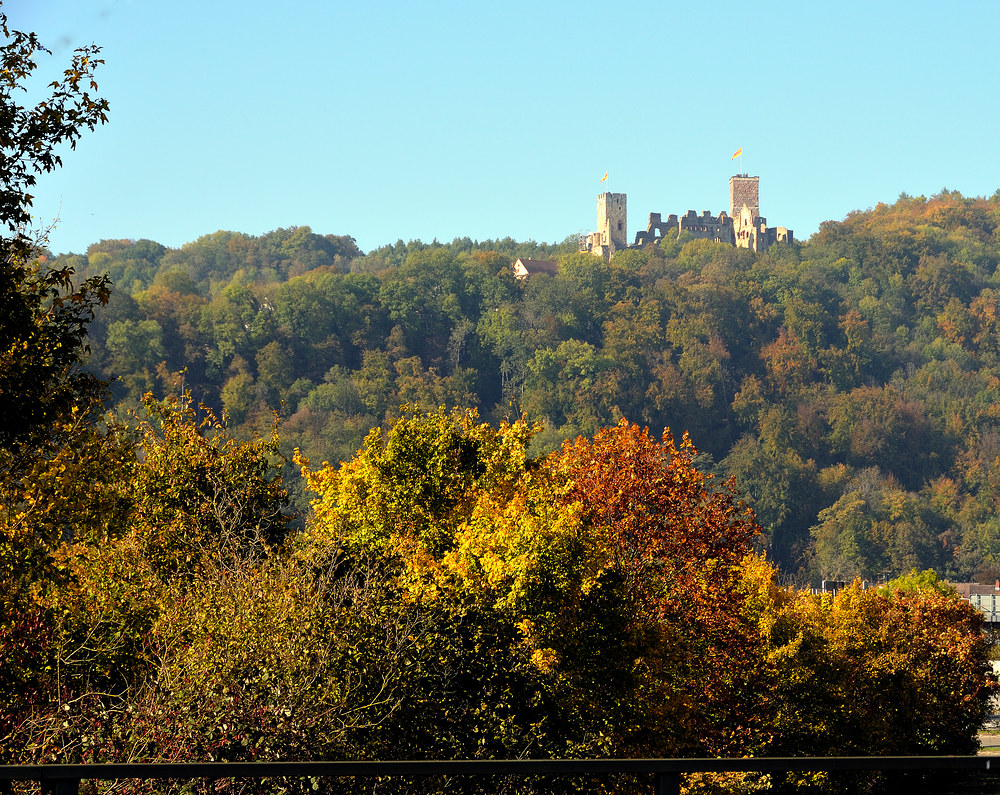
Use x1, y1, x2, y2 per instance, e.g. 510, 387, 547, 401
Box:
634, 207, 736, 247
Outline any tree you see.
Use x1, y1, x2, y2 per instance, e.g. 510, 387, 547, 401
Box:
523, 339, 614, 434
825, 385, 937, 490
0, 13, 108, 235
739, 562, 994, 794
5, 395, 293, 765
552, 421, 766, 756
0, 12, 111, 761
300, 408, 619, 768
0, 11, 110, 452
302, 412, 771, 762
809, 469, 945, 581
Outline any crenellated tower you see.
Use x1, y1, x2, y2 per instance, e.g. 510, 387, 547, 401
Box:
597, 192, 627, 254
729, 175, 759, 219
581, 192, 627, 258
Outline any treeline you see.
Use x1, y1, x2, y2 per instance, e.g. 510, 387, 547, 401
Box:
57, 190, 1000, 584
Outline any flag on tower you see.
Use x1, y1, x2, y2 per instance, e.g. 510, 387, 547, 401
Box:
601, 171, 608, 182
731, 147, 743, 160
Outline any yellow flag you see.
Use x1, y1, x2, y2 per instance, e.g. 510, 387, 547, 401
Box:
731, 147, 743, 160
600, 171, 608, 182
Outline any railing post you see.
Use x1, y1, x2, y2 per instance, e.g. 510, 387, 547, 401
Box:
654, 771, 680, 795
41, 778, 80, 795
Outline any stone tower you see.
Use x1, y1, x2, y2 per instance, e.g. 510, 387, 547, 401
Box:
597, 192, 627, 254
729, 175, 759, 219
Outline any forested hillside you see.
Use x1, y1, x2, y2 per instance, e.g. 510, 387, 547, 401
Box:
53, 190, 1000, 584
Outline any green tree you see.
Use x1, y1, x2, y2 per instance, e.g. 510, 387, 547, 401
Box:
523, 339, 614, 434
0, 10, 111, 446
813, 470, 948, 580
106, 318, 165, 372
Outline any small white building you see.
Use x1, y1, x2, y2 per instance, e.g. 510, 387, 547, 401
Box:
512, 257, 558, 280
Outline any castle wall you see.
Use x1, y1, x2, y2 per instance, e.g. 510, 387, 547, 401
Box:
634, 210, 735, 246
735, 204, 762, 251
633, 212, 673, 246
677, 209, 735, 244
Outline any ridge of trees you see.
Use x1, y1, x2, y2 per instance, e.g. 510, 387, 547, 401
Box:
54, 189, 1000, 584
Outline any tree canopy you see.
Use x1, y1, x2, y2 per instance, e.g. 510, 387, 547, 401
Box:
6, 404, 991, 792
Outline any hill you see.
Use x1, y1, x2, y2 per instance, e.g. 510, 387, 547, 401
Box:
51, 190, 1000, 584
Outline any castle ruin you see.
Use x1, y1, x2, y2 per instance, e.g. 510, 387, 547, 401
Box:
584, 175, 792, 257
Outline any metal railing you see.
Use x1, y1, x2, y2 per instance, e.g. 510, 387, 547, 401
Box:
1, 757, 999, 795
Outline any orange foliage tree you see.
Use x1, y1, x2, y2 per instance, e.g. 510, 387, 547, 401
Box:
552, 421, 767, 757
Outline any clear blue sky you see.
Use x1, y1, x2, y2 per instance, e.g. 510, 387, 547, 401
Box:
7, 0, 999, 256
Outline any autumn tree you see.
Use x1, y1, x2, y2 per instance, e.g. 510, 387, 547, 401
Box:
302, 410, 769, 764
299, 408, 617, 774
743, 563, 994, 776
6, 395, 293, 766
551, 421, 766, 757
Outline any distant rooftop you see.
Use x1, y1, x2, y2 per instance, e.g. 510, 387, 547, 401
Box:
512, 257, 558, 279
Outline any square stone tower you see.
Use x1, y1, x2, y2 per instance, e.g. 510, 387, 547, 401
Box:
729, 175, 759, 219
597, 192, 627, 253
